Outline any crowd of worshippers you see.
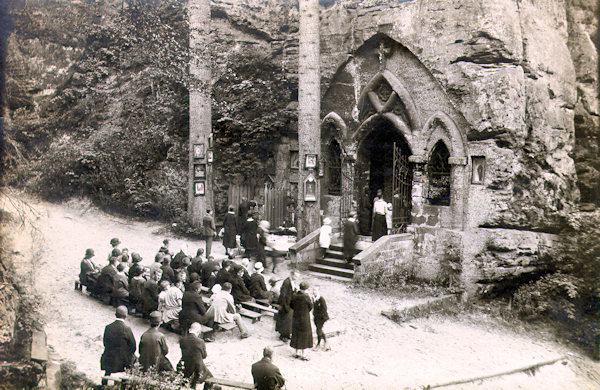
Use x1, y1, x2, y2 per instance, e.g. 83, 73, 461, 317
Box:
79, 237, 286, 339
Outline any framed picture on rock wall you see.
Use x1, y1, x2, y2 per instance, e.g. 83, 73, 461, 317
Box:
305, 154, 317, 169
194, 164, 206, 179
193, 143, 205, 159
471, 156, 485, 184
194, 181, 205, 196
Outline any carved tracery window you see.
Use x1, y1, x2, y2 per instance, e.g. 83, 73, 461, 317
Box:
427, 141, 451, 206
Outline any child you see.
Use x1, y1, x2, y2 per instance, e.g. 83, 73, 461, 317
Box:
312, 287, 330, 351
318, 217, 332, 260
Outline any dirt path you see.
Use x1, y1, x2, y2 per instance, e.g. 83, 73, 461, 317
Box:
3, 193, 599, 389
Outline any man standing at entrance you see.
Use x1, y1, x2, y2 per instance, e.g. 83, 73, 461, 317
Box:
371, 189, 387, 241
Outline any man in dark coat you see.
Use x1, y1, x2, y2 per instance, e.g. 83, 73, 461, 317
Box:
101, 306, 136, 383
202, 209, 216, 257
251, 347, 285, 390
200, 257, 219, 287
215, 261, 233, 287
160, 257, 177, 284
98, 258, 118, 303
230, 266, 252, 304
290, 281, 313, 360
112, 263, 129, 308
141, 269, 162, 318
139, 311, 173, 372
223, 205, 238, 258
242, 214, 259, 258
188, 249, 205, 277
343, 211, 359, 263
179, 322, 213, 389
275, 271, 295, 342
237, 197, 250, 233
179, 281, 209, 333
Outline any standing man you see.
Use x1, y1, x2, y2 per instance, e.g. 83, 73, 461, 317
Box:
100, 306, 136, 384
251, 347, 285, 390
202, 209, 216, 257
139, 311, 173, 372
371, 189, 387, 241
179, 322, 213, 389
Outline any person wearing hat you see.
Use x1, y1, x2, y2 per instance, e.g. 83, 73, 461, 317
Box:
290, 281, 313, 360
251, 347, 285, 390
139, 311, 173, 372
248, 262, 272, 302
223, 205, 238, 258
127, 253, 144, 284
100, 306, 136, 384
108, 238, 121, 261
98, 256, 119, 304
241, 212, 259, 259
79, 248, 98, 291
343, 211, 359, 263
205, 282, 249, 339
179, 281, 209, 335
371, 188, 388, 241
179, 322, 214, 388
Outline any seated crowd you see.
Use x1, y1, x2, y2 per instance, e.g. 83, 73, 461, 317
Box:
79, 237, 279, 339
83, 234, 322, 390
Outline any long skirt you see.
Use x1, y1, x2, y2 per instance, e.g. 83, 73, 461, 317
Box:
372, 213, 387, 241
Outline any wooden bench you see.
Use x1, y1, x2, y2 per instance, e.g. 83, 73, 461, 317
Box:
205, 377, 255, 389
238, 308, 262, 323
241, 301, 278, 315
217, 322, 237, 331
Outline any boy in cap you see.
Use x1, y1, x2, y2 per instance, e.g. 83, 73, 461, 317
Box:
139, 311, 173, 372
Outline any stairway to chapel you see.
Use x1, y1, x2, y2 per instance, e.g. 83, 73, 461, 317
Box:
308, 235, 372, 280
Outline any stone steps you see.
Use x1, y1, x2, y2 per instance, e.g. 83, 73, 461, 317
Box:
307, 263, 354, 279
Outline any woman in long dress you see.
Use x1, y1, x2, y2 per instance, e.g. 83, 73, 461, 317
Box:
290, 281, 313, 360
222, 205, 238, 258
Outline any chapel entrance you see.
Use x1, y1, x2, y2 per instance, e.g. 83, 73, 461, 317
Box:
356, 118, 412, 235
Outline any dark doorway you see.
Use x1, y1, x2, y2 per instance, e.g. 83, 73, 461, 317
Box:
356, 118, 412, 235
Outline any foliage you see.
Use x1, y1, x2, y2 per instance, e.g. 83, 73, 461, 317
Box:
123, 363, 190, 390
211, 49, 296, 214
439, 241, 462, 289
5, 0, 190, 218
512, 211, 600, 358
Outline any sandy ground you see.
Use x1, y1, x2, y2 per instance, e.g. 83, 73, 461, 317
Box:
2, 192, 599, 390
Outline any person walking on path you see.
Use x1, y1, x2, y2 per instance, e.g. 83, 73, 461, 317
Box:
179, 322, 213, 389
100, 306, 136, 384
318, 217, 332, 261
139, 311, 173, 372
290, 281, 313, 360
202, 209, 216, 257
371, 188, 387, 241
275, 270, 295, 342
312, 287, 330, 351
343, 211, 359, 263
222, 205, 238, 258
251, 347, 285, 390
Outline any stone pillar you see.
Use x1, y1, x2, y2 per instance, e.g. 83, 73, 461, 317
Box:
449, 157, 468, 230
188, 0, 212, 225
409, 155, 426, 224
297, 0, 321, 237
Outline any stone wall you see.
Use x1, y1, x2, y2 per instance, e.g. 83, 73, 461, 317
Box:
354, 234, 414, 282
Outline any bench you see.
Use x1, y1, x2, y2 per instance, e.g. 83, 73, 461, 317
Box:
205, 377, 255, 390
217, 322, 237, 331
241, 301, 278, 315
238, 308, 262, 323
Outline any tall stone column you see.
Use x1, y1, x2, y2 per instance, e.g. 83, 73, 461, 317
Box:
188, 0, 212, 225
297, 0, 321, 237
